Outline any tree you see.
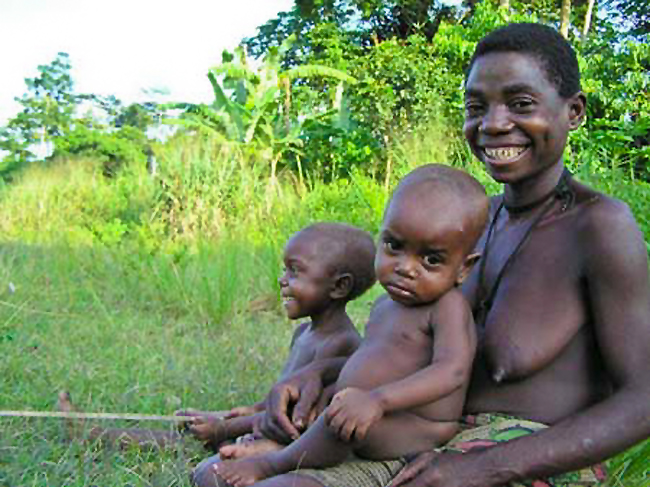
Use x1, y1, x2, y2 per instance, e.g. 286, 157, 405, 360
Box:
560, 0, 572, 37
602, 0, 649, 40
167, 39, 357, 180
0, 52, 79, 161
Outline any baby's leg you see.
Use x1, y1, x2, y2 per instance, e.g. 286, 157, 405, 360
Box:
192, 454, 230, 487
213, 412, 456, 487
213, 415, 352, 486
353, 411, 457, 460
188, 414, 257, 451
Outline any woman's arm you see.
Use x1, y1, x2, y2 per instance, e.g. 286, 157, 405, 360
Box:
259, 357, 348, 442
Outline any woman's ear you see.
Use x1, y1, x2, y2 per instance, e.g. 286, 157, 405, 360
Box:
456, 253, 481, 286
330, 273, 354, 300
568, 91, 587, 130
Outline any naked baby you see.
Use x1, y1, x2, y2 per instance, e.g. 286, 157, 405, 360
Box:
60, 223, 376, 453
212, 164, 490, 487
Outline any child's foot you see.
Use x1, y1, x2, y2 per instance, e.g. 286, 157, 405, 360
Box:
213, 456, 278, 487
219, 437, 283, 460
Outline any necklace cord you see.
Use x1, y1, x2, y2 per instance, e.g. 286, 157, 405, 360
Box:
475, 169, 573, 327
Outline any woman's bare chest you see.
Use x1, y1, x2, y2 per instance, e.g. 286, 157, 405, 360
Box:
467, 218, 588, 380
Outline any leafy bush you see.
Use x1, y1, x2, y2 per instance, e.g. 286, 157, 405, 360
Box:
52, 125, 148, 176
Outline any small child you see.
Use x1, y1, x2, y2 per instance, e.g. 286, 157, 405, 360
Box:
184, 222, 377, 455
59, 223, 376, 452
213, 164, 489, 487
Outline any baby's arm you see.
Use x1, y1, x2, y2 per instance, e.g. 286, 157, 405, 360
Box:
327, 292, 476, 441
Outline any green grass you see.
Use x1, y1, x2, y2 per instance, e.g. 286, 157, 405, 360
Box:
0, 241, 380, 486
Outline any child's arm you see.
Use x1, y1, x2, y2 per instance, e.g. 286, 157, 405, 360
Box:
326, 292, 475, 441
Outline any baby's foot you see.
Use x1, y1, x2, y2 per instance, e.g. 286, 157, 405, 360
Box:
213, 456, 278, 487
220, 437, 283, 460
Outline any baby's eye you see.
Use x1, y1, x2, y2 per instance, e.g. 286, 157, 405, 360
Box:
383, 239, 402, 253
284, 264, 298, 276
423, 253, 443, 267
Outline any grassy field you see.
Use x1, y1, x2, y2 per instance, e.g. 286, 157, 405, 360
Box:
1, 142, 649, 486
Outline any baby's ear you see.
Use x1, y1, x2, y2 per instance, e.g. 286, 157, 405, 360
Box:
330, 273, 354, 300
456, 253, 480, 286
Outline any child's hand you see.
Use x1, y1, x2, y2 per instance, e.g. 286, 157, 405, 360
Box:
325, 387, 384, 442
225, 405, 258, 419
187, 416, 227, 450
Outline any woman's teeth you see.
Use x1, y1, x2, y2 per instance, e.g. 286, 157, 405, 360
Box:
485, 147, 527, 160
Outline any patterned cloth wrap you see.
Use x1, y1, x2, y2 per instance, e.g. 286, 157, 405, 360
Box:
295, 413, 607, 487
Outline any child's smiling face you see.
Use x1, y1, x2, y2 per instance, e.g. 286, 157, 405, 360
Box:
375, 185, 475, 307
279, 233, 335, 320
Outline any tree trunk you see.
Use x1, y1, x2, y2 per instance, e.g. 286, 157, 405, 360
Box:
560, 0, 572, 39
582, 0, 595, 43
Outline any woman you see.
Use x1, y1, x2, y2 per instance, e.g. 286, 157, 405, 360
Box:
194, 23, 650, 487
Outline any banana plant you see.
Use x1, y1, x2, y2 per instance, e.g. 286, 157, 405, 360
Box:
165, 35, 357, 178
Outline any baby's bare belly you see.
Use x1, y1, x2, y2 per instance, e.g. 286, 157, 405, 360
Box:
336, 339, 465, 423
337, 341, 430, 391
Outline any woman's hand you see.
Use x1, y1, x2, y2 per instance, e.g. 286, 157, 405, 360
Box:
389, 451, 501, 487
259, 370, 324, 443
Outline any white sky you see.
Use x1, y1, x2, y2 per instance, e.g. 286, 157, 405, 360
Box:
0, 0, 295, 124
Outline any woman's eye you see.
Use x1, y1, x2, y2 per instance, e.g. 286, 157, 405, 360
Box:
511, 98, 534, 111
465, 102, 484, 116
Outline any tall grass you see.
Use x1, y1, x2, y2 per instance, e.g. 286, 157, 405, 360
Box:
0, 128, 648, 485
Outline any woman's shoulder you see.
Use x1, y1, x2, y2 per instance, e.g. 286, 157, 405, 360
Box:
570, 179, 645, 260
571, 179, 637, 233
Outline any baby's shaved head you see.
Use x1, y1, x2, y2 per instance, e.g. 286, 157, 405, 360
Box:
390, 164, 489, 255
294, 223, 376, 301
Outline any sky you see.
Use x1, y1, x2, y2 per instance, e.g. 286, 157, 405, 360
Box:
0, 0, 295, 125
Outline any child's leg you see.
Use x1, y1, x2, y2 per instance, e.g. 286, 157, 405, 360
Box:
214, 412, 456, 487
214, 415, 348, 486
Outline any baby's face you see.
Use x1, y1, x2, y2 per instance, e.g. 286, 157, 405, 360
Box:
278, 234, 334, 320
375, 191, 471, 306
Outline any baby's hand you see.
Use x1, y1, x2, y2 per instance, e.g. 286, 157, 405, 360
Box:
225, 405, 258, 419
325, 387, 384, 442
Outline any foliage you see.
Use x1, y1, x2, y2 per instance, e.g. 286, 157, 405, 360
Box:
166, 39, 358, 180
52, 126, 148, 176
0, 53, 78, 164
602, 0, 649, 41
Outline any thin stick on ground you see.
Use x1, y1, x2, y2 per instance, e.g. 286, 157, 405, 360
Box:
0, 410, 226, 422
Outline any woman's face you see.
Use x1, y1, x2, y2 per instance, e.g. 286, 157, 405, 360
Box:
463, 51, 584, 185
